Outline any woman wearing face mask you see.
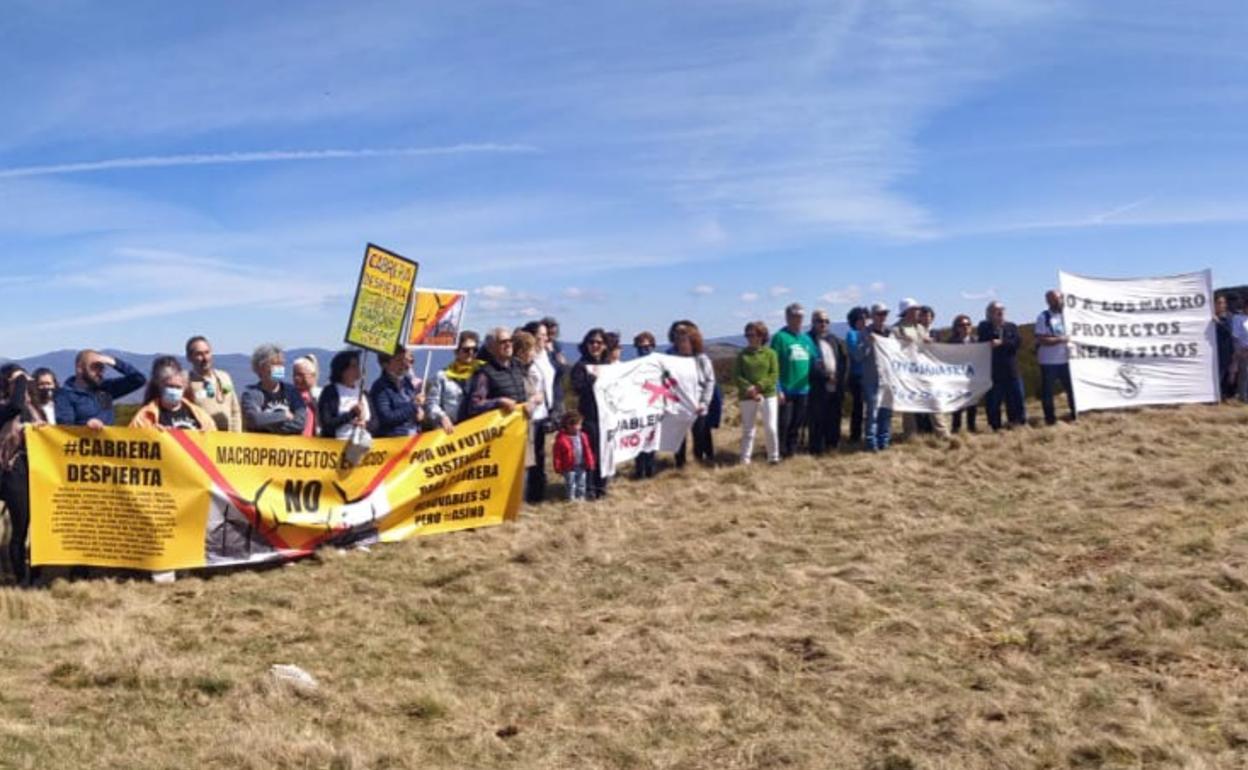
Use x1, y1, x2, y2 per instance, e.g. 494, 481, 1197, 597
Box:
131, 365, 215, 431
241, 343, 308, 434
30, 368, 58, 425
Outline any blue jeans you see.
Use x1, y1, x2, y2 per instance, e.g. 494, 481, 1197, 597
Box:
564, 470, 588, 501
1040, 364, 1075, 424
986, 377, 1026, 430
862, 382, 893, 451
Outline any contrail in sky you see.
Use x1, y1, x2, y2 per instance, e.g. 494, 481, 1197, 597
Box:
0, 144, 538, 179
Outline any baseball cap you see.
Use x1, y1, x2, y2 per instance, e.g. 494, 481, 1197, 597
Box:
870, 302, 889, 315
898, 297, 919, 315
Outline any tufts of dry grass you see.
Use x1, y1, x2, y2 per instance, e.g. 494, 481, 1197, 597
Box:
1, 402, 1247, 769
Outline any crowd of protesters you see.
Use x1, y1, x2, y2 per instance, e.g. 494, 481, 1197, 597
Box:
2, 294, 1248, 586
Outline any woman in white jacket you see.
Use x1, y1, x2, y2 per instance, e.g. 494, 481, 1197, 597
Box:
672, 323, 716, 467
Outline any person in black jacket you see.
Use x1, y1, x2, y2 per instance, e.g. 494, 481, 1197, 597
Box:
1215, 294, 1236, 400
976, 301, 1026, 430
0, 364, 43, 586
318, 350, 370, 439
467, 327, 529, 418
53, 350, 146, 427
807, 309, 849, 454
570, 328, 610, 500
370, 346, 423, 437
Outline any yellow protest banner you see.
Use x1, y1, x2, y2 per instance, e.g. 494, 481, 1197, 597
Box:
344, 243, 419, 354
27, 411, 526, 571
407, 289, 468, 349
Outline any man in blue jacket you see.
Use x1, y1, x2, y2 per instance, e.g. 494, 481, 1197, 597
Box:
54, 350, 146, 428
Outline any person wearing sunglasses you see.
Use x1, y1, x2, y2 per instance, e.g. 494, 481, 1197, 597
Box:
427, 331, 482, 434
570, 328, 611, 499
54, 349, 147, 428
467, 327, 529, 419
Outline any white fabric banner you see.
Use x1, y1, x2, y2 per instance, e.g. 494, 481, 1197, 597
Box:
593, 354, 700, 477
875, 336, 993, 414
1060, 270, 1218, 413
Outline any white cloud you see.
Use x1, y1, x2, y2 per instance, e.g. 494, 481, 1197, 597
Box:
691, 284, 714, 296
869, 281, 887, 293
960, 288, 998, 301
769, 285, 791, 298
819, 284, 862, 305
22, 248, 339, 333
561, 286, 606, 302
0, 145, 537, 179
740, 291, 759, 302
475, 285, 510, 299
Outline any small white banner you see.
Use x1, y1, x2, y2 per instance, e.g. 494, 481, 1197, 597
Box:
593, 354, 700, 477
875, 336, 993, 414
1060, 269, 1219, 413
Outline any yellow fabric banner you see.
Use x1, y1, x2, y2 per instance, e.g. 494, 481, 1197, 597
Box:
27, 411, 525, 571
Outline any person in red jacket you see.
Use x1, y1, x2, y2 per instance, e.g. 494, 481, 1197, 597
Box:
552, 409, 595, 502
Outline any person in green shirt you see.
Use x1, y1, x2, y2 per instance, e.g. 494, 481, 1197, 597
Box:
735, 320, 780, 464
769, 302, 819, 458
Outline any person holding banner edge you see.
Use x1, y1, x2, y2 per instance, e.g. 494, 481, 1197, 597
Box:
977, 302, 1026, 430
371, 345, 424, 437
1035, 290, 1076, 424
947, 314, 979, 433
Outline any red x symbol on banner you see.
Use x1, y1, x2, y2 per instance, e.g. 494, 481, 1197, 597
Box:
642, 379, 677, 406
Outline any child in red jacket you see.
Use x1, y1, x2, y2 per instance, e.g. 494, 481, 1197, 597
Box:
552, 410, 595, 502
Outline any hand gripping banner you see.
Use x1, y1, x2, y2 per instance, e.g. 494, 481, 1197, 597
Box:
26, 411, 526, 571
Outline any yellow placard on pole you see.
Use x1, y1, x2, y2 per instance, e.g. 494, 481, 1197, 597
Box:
407, 289, 469, 349
344, 243, 419, 354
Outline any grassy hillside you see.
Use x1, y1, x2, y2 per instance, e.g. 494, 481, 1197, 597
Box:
2, 401, 1247, 769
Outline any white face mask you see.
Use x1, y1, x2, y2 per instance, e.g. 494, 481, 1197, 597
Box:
161, 386, 183, 408
270, 365, 287, 381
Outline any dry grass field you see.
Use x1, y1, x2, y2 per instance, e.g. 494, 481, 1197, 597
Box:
2, 401, 1248, 769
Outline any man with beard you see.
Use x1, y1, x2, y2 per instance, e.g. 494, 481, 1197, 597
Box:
54, 350, 146, 428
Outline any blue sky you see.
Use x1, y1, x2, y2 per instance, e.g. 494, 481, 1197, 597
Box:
2, 0, 1247, 357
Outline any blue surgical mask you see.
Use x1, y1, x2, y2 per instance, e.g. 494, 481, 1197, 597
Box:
162, 386, 184, 407
270, 365, 287, 381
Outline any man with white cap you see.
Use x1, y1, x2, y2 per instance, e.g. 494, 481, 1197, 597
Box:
851, 302, 894, 451
893, 298, 949, 439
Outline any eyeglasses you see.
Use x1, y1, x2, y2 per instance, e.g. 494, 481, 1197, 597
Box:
814, 318, 829, 324
497, 338, 514, 346
588, 338, 605, 345
458, 346, 477, 354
